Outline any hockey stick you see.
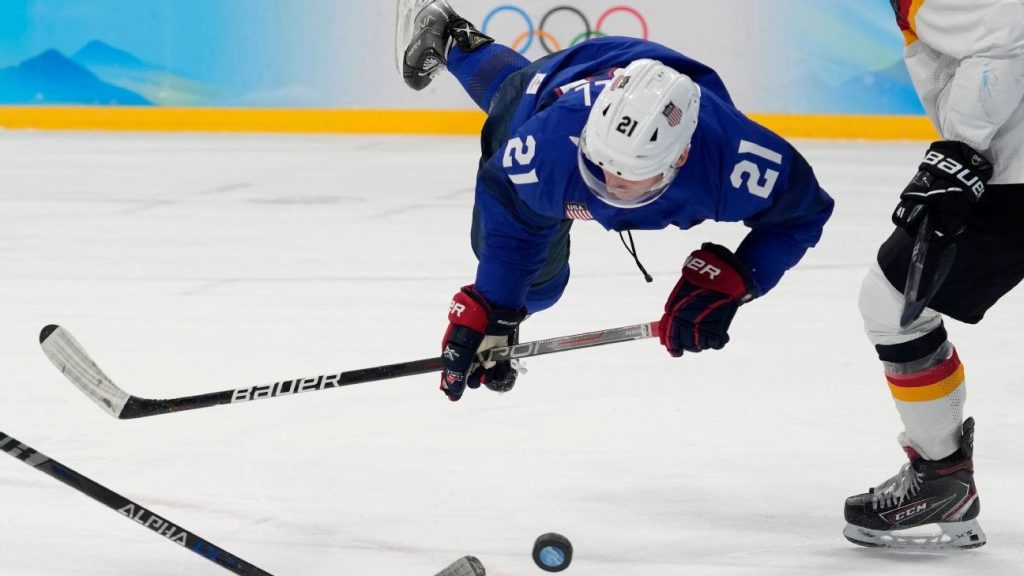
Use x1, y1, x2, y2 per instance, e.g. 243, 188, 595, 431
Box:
435, 555, 486, 576
40, 321, 660, 419
900, 215, 958, 328
0, 431, 273, 575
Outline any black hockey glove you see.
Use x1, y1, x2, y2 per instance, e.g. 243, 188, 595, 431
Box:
659, 243, 757, 356
441, 285, 526, 401
892, 140, 993, 239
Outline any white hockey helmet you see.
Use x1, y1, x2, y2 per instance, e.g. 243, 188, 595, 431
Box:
578, 59, 701, 208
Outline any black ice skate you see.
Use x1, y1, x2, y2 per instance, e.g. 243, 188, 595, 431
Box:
844, 417, 985, 550
395, 0, 493, 90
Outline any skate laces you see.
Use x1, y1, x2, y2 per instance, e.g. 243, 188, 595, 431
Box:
871, 462, 922, 510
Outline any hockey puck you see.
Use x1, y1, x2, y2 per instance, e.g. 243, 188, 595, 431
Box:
532, 532, 572, 572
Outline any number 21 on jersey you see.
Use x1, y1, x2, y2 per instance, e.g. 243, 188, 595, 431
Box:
731, 140, 782, 199
504, 136, 539, 185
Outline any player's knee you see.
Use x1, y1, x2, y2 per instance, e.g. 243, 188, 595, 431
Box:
858, 263, 899, 331
859, 262, 941, 346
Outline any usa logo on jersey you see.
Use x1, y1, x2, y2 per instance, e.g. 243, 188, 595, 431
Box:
564, 202, 594, 220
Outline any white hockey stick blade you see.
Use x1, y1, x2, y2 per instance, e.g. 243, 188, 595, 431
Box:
39, 325, 130, 418
434, 555, 485, 576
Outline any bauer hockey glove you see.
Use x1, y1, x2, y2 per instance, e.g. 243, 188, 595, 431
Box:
659, 243, 757, 356
892, 140, 993, 239
441, 285, 527, 401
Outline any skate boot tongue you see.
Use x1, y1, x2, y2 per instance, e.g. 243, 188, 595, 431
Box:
901, 444, 923, 461
870, 461, 921, 510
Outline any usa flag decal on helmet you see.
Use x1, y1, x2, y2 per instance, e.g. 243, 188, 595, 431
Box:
662, 102, 683, 127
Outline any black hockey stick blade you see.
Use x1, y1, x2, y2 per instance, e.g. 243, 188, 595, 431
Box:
899, 242, 957, 328
0, 431, 273, 575
900, 213, 932, 328
899, 214, 958, 328
40, 321, 659, 419
434, 555, 486, 576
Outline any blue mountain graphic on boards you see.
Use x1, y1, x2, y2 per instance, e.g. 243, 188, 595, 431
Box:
71, 40, 215, 106
0, 41, 215, 106
72, 40, 149, 70
0, 49, 150, 105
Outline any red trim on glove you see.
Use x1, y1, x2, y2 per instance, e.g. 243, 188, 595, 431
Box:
691, 294, 733, 352
448, 288, 489, 334
681, 249, 750, 299
660, 288, 709, 352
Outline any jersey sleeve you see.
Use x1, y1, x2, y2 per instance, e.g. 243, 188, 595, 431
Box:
734, 149, 834, 295
473, 104, 584, 310
704, 95, 834, 296
901, 0, 1024, 149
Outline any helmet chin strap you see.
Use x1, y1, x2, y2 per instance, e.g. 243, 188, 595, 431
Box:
619, 231, 654, 283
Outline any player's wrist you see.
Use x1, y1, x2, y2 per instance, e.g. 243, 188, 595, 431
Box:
454, 285, 526, 335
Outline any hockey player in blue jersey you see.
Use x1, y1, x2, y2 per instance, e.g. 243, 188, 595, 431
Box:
396, 0, 834, 401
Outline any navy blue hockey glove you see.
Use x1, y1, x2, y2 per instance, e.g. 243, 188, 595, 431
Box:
892, 141, 993, 239
441, 285, 526, 401
659, 243, 757, 356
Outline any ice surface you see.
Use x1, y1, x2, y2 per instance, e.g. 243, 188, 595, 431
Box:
1, 132, 1022, 575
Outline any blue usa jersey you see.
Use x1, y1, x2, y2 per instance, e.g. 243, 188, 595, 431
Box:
472, 37, 834, 310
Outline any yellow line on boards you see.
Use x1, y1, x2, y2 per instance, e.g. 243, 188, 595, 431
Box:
0, 107, 938, 140
0, 108, 488, 135
750, 114, 938, 140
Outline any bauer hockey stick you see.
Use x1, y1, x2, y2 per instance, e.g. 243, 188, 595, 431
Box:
0, 431, 273, 575
900, 215, 958, 328
40, 321, 660, 419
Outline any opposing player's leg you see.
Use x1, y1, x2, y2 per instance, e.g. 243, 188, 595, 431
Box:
396, 0, 530, 111
845, 262, 981, 548
845, 213, 1024, 549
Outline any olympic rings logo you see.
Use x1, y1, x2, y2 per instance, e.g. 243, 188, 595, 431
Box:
481, 5, 649, 55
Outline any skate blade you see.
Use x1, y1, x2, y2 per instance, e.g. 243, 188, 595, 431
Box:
394, 0, 418, 72
844, 519, 986, 551
395, 0, 448, 72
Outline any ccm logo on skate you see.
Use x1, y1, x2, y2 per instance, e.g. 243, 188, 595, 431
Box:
685, 256, 720, 280
882, 500, 929, 524
922, 150, 986, 199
